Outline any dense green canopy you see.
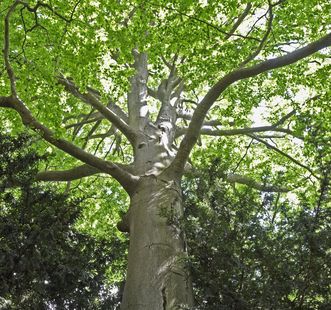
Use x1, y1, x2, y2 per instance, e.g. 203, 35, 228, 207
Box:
0, 0, 330, 309
1, 1, 330, 146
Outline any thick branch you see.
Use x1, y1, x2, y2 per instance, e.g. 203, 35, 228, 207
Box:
224, 3, 252, 40
177, 111, 222, 127
177, 109, 297, 131
226, 173, 290, 192
239, 1, 273, 67
254, 134, 286, 139
127, 51, 150, 131
0, 96, 139, 192
176, 125, 297, 138
155, 70, 184, 146
36, 164, 100, 181
168, 32, 331, 176
36, 162, 134, 182
58, 77, 136, 144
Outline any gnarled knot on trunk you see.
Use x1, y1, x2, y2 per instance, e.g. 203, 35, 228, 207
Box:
117, 210, 130, 233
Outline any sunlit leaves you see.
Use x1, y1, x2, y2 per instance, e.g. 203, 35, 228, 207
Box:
0, 1, 330, 306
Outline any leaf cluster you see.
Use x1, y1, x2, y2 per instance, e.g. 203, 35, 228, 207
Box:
0, 134, 124, 309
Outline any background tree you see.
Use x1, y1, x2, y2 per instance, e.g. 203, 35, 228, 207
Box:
0, 0, 330, 309
0, 133, 126, 309
183, 138, 330, 309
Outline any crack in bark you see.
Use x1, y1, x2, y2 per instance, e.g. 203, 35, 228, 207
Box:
161, 286, 167, 310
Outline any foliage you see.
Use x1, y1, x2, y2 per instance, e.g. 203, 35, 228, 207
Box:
183, 141, 331, 309
1, 0, 330, 157
0, 134, 124, 309
0, 0, 331, 308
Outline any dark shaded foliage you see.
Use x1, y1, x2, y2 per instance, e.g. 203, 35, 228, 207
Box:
183, 154, 331, 310
0, 134, 123, 309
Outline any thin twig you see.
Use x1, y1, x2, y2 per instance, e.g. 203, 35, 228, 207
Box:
248, 134, 319, 179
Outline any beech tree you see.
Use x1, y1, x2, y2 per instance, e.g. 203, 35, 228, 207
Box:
0, 0, 330, 309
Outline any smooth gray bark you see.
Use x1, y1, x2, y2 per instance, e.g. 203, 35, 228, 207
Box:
120, 175, 193, 310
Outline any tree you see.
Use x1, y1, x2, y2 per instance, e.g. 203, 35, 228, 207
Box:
0, 133, 126, 309
183, 143, 330, 309
0, 0, 330, 308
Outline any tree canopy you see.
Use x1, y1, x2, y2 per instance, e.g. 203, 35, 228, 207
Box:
0, 0, 330, 176
0, 0, 330, 309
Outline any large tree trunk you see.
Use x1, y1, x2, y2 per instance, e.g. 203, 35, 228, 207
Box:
120, 175, 193, 310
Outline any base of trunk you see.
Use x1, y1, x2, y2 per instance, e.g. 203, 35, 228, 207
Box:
120, 176, 193, 310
